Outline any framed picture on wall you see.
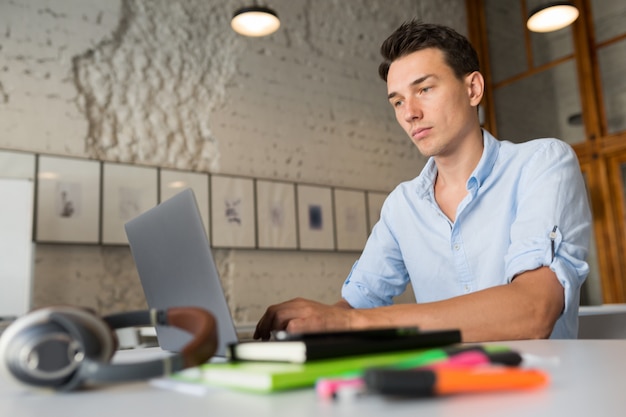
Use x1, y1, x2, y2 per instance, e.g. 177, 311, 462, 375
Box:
0, 150, 36, 180
160, 169, 210, 238
296, 184, 335, 250
366, 191, 388, 233
210, 175, 256, 248
256, 179, 297, 250
102, 162, 158, 245
334, 188, 368, 251
35, 155, 101, 243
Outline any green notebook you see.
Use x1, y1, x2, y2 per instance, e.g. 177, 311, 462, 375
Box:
170, 348, 460, 394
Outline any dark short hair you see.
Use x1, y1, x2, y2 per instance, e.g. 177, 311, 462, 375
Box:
378, 20, 480, 81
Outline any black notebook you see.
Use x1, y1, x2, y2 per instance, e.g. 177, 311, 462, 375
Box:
227, 327, 462, 363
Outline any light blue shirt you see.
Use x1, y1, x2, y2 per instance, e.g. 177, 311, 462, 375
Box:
342, 130, 591, 339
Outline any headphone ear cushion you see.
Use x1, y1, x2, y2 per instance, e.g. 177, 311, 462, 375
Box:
1, 320, 80, 389
49, 311, 114, 361
0, 307, 117, 391
46, 311, 117, 391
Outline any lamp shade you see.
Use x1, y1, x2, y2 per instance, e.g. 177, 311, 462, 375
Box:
527, 2, 579, 33
231, 6, 280, 37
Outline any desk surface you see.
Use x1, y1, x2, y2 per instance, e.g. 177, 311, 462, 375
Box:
1, 339, 625, 417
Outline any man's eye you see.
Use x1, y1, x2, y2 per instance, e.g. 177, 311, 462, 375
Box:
421, 87, 432, 94
392, 100, 403, 108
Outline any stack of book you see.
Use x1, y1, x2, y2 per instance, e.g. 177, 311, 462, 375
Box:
171, 327, 463, 393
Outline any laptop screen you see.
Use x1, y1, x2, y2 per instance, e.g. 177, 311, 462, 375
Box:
124, 188, 239, 358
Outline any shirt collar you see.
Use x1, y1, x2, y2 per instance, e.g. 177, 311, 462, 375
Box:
471, 130, 499, 190
414, 130, 500, 198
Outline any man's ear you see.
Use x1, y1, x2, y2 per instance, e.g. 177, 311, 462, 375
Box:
466, 71, 484, 106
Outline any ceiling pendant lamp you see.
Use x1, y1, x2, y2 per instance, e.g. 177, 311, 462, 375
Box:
231, 5, 280, 37
527, 2, 580, 33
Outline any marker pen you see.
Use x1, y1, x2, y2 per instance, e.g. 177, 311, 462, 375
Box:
364, 366, 549, 397
316, 376, 364, 400
392, 345, 520, 370
316, 348, 523, 399
426, 350, 500, 369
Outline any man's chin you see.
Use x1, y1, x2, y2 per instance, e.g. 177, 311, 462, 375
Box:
412, 141, 435, 158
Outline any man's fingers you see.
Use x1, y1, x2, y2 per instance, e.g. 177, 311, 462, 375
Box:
253, 300, 300, 340
253, 305, 278, 340
253, 298, 332, 340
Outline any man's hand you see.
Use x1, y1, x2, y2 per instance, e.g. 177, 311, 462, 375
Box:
252, 267, 563, 342
253, 298, 354, 340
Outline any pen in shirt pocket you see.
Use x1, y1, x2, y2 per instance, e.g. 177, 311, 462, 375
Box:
550, 225, 558, 262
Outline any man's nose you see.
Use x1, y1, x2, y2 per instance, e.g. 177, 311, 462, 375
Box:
403, 98, 422, 122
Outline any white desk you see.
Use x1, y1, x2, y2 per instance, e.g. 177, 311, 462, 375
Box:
1, 339, 625, 417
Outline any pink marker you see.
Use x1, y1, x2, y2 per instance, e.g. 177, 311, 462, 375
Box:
427, 350, 492, 369
316, 377, 364, 400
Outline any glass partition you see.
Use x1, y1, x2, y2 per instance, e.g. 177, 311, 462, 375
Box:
597, 40, 626, 135
493, 60, 584, 144
484, 0, 527, 84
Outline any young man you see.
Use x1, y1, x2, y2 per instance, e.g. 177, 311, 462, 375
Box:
254, 21, 591, 342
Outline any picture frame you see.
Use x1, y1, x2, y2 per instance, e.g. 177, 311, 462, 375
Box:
160, 169, 210, 238
0, 149, 36, 180
255, 179, 297, 249
367, 191, 388, 233
296, 184, 335, 250
35, 155, 101, 243
210, 175, 256, 248
334, 188, 368, 251
102, 162, 158, 245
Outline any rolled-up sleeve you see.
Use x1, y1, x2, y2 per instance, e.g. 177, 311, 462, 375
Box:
504, 140, 591, 337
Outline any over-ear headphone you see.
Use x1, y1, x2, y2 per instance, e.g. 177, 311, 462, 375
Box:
0, 306, 217, 391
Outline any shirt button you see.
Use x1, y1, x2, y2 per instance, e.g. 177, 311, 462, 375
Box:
454, 244, 460, 251
464, 285, 470, 293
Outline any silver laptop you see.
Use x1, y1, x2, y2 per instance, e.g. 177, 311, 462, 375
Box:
124, 188, 239, 358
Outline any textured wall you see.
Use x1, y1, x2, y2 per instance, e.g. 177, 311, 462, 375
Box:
72, 0, 239, 172
0, 0, 467, 326
0, 0, 120, 154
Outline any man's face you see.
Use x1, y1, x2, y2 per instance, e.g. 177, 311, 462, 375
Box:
386, 47, 479, 158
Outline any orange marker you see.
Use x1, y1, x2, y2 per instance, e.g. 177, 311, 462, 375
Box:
364, 366, 548, 397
